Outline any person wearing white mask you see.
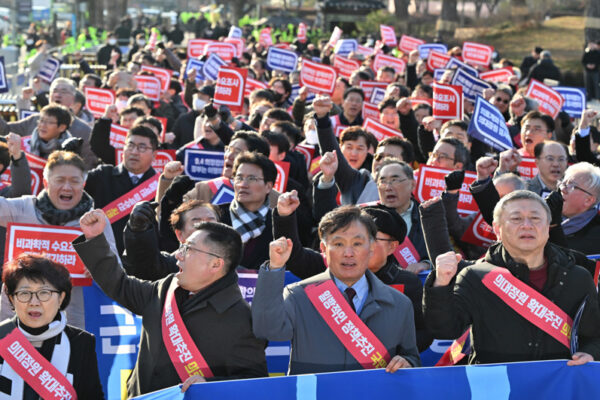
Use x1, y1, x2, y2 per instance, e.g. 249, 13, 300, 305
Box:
172, 86, 215, 148
97, 32, 122, 67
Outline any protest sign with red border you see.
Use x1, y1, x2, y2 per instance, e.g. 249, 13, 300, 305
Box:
433, 82, 463, 120
214, 67, 247, 112
102, 175, 160, 224
1, 167, 43, 195
525, 79, 564, 119
333, 56, 361, 79
399, 35, 425, 53
134, 75, 161, 101
300, 60, 337, 94
245, 78, 268, 97
359, 81, 388, 101
224, 37, 245, 58
409, 97, 433, 107
4, 223, 91, 285
20, 136, 31, 154
84, 87, 115, 118
297, 23, 307, 42
115, 149, 176, 174
516, 157, 539, 180
327, 26, 343, 47
259, 27, 273, 47
380, 25, 397, 47
203, 42, 237, 62
362, 118, 404, 141
373, 54, 405, 75
140, 65, 172, 93
479, 68, 514, 84
427, 50, 451, 72
356, 45, 374, 57
187, 39, 214, 58
295, 144, 315, 170
274, 161, 290, 193
23, 152, 47, 170
414, 166, 478, 214
362, 102, 379, 121
461, 213, 497, 247
109, 124, 128, 149
462, 41, 494, 66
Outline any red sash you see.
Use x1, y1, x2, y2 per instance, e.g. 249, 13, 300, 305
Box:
206, 177, 233, 196
161, 281, 214, 380
185, 141, 204, 150
482, 267, 573, 349
594, 261, 599, 288
393, 237, 420, 268
102, 174, 160, 223
0, 328, 77, 400
305, 280, 391, 369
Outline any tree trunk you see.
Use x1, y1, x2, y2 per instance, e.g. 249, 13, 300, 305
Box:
104, 0, 128, 31
510, 0, 528, 22
394, 0, 410, 19
585, 0, 600, 43
436, 0, 458, 41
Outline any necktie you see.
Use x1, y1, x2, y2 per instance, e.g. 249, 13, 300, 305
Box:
131, 175, 140, 185
344, 287, 357, 312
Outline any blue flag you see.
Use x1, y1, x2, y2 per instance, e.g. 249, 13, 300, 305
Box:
184, 149, 225, 181
554, 86, 586, 118
468, 96, 513, 151
451, 68, 495, 101
266, 47, 298, 73
202, 53, 227, 81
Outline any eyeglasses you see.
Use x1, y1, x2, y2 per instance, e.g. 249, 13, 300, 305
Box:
178, 243, 222, 259
429, 152, 455, 162
558, 180, 595, 197
233, 175, 264, 184
38, 118, 58, 126
125, 142, 153, 153
523, 124, 547, 134
495, 97, 510, 104
13, 289, 60, 303
539, 155, 567, 163
377, 176, 408, 186
224, 146, 245, 156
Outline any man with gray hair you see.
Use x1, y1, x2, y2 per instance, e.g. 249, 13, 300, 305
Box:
559, 162, 600, 255
424, 190, 600, 365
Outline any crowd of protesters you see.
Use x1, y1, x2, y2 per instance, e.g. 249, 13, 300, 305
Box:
0, 13, 599, 399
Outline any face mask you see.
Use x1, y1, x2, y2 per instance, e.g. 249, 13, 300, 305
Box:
193, 98, 207, 111
272, 92, 283, 103
108, 38, 117, 46
305, 129, 318, 144
137, 40, 146, 46
115, 99, 128, 112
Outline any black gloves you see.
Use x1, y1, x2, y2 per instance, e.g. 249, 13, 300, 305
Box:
163, 175, 195, 205
128, 201, 158, 232
202, 101, 218, 119
545, 190, 564, 226
218, 105, 233, 125
445, 170, 465, 191
60, 137, 84, 155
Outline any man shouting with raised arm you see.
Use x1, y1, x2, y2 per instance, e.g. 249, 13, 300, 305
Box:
423, 190, 600, 365
252, 205, 420, 374
74, 209, 267, 397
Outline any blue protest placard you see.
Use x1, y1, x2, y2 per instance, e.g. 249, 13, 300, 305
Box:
184, 58, 205, 83
451, 68, 494, 101
334, 39, 358, 57
434, 68, 447, 81
37, 57, 61, 84
211, 184, 235, 205
202, 53, 227, 81
288, 84, 315, 106
370, 87, 386, 104
19, 110, 38, 120
266, 47, 298, 73
554, 86, 586, 118
228, 26, 242, 38
184, 149, 225, 180
84, 283, 143, 400
446, 57, 479, 77
418, 43, 448, 60
0, 56, 8, 93
468, 96, 513, 151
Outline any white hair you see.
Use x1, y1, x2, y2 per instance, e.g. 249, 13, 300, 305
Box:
564, 162, 600, 202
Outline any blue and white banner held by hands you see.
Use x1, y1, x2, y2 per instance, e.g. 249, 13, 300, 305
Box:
266, 47, 299, 74
451, 68, 495, 102
468, 96, 514, 151
554, 86, 586, 118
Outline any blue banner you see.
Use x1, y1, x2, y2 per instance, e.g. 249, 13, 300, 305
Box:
446, 58, 478, 77
202, 53, 227, 81
554, 86, 586, 118
418, 43, 448, 60
184, 149, 225, 181
211, 184, 235, 205
434, 68, 447, 81
184, 58, 205, 83
19, 110, 38, 120
37, 57, 61, 84
288, 84, 315, 106
370, 87, 386, 104
228, 26, 242, 38
451, 68, 495, 101
266, 47, 298, 73
134, 360, 600, 399
84, 283, 143, 400
0, 56, 8, 93
468, 96, 514, 151
334, 39, 358, 57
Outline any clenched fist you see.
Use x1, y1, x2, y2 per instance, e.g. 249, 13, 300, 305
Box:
433, 251, 462, 287
79, 210, 108, 240
269, 237, 293, 269
277, 190, 300, 217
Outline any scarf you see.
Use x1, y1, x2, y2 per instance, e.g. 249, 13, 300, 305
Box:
229, 199, 269, 243
35, 190, 94, 226
561, 207, 598, 235
29, 128, 72, 159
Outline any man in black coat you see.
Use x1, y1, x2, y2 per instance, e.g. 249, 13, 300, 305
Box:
526, 50, 561, 85
84, 125, 157, 255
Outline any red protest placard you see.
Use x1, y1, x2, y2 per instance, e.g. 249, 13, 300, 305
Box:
393, 238, 420, 268
109, 124, 128, 149
20, 136, 31, 153
102, 175, 160, 223
115, 149, 176, 174
1, 167, 43, 195
414, 166, 478, 214
525, 79, 564, 119
224, 37, 245, 58
300, 60, 337, 94
373, 54, 405, 75
380, 25, 397, 47
356, 45, 374, 57
294, 144, 315, 170
214, 67, 247, 112
274, 161, 290, 193
359, 81, 388, 101
140, 65, 172, 93
516, 157, 538, 180
244, 78, 268, 97
23, 152, 47, 169
433, 82, 463, 120
409, 97, 433, 107
362, 102, 379, 121
297, 23, 307, 42
327, 26, 343, 48
4, 223, 91, 286
333, 56, 361, 79
399, 35, 425, 53
479, 68, 514, 84
362, 118, 404, 141
259, 28, 273, 47
427, 50, 451, 72
462, 41, 494, 66
134, 75, 161, 101
203, 42, 237, 62
461, 212, 497, 247
187, 39, 214, 58
84, 87, 115, 118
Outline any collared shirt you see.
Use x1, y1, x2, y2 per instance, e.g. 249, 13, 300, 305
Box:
332, 274, 368, 315
128, 171, 143, 184
400, 201, 414, 235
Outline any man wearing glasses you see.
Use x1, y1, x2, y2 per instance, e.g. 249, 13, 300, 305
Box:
75, 211, 268, 397
558, 162, 600, 255
84, 125, 157, 255
529, 141, 568, 197
518, 111, 554, 157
